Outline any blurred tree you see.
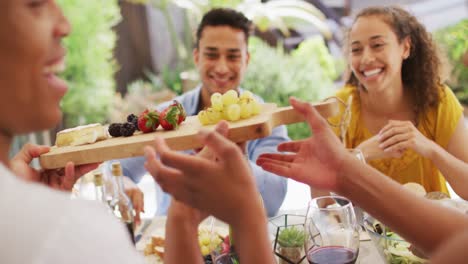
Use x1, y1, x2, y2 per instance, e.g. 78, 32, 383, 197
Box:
58, 0, 121, 128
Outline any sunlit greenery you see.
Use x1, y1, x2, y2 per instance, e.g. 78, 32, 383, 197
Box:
58, 0, 121, 127
243, 36, 339, 139
435, 20, 468, 104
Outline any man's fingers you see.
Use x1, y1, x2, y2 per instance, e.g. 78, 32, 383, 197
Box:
74, 163, 99, 177
197, 121, 230, 160
152, 136, 171, 155
13, 143, 50, 163
144, 146, 192, 199
144, 146, 182, 181
198, 129, 243, 168
60, 162, 76, 191
214, 121, 229, 138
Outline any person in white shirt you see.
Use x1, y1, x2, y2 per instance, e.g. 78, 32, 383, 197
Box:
0, 1, 144, 263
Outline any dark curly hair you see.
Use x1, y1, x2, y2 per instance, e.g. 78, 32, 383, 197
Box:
195, 8, 252, 49
345, 6, 447, 118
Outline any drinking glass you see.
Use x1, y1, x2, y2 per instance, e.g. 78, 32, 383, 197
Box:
305, 196, 360, 264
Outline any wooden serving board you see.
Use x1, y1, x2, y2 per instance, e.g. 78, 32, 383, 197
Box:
39, 101, 338, 169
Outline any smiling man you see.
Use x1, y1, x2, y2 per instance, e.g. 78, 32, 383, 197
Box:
108, 8, 290, 217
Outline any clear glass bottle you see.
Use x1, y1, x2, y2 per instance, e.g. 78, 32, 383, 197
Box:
93, 172, 110, 206
110, 161, 135, 244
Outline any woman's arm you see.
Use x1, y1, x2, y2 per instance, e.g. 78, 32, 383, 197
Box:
258, 97, 468, 256
436, 116, 468, 199
378, 116, 468, 199
338, 153, 468, 255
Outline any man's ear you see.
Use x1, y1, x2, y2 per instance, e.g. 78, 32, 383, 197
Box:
193, 48, 200, 66
245, 51, 250, 66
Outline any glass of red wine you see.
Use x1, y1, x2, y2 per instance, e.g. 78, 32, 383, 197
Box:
305, 195, 360, 264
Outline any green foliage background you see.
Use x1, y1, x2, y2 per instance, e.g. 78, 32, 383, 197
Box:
57, 0, 121, 127
435, 20, 468, 104
243, 36, 339, 139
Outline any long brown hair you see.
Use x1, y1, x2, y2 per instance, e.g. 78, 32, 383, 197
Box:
345, 6, 447, 117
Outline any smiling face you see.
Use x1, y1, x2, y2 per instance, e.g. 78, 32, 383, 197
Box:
194, 25, 250, 107
348, 15, 410, 93
0, 0, 70, 134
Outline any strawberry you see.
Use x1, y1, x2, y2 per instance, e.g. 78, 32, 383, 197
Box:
159, 105, 181, 130
170, 100, 186, 124
137, 109, 159, 133
221, 241, 230, 254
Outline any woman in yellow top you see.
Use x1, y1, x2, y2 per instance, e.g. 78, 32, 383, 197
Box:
328, 6, 468, 196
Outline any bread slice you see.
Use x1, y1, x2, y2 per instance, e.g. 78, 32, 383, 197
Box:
55, 123, 108, 147
403, 182, 427, 197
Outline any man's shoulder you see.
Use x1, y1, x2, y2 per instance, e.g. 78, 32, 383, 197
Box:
239, 87, 265, 103
156, 86, 201, 112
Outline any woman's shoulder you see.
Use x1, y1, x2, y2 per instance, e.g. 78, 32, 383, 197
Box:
438, 85, 460, 106
422, 84, 463, 144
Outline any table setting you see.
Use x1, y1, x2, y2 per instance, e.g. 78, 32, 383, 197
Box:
134, 197, 384, 264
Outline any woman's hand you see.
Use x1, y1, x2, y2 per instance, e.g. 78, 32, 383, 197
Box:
10, 143, 98, 191
257, 97, 347, 193
378, 120, 435, 158
356, 135, 402, 160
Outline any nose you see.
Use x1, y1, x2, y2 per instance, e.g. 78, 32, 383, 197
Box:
361, 47, 375, 65
214, 56, 229, 75
53, 3, 71, 38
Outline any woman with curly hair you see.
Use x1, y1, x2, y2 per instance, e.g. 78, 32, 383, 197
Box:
325, 6, 468, 197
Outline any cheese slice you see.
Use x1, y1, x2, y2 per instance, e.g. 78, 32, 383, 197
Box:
55, 123, 108, 147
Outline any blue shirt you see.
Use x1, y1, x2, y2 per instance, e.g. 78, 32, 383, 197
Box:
105, 85, 289, 217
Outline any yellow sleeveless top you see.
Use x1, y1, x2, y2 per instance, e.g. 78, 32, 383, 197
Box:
329, 85, 463, 194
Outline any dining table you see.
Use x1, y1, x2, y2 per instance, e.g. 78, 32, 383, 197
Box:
134, 216, 384, 264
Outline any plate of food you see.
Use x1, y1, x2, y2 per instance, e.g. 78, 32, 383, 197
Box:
136, 217, 232, 264
39, 96, 338, 169
363, 182, 468, 264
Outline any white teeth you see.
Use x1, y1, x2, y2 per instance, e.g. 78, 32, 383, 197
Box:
43, 60, 66, 75
363, 68, 382, 77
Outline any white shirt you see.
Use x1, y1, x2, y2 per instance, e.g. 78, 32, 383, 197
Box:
0, 164, 144, 264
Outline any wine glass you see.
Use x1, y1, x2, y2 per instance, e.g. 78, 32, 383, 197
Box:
305, 196, 360, 264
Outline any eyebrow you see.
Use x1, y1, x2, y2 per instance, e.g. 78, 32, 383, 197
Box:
204, 47, 241, 53
351, 35, 385, 45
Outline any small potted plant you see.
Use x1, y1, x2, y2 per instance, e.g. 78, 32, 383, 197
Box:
277, 226, 306, 264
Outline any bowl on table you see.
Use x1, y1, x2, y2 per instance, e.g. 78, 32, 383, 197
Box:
363, 215, 428, 264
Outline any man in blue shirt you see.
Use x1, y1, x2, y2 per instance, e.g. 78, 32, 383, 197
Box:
108, 8, 289, 217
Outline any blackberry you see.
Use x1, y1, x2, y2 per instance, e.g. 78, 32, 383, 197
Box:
127, 113, 139, 130
108, 123, 123, 137
120, 122, 136, 137
203, 254, 213, 264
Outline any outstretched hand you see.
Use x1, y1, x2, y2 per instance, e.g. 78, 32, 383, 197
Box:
144, 121, 259, 226
256, 97, 347, 192
10, 143, 98, 191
